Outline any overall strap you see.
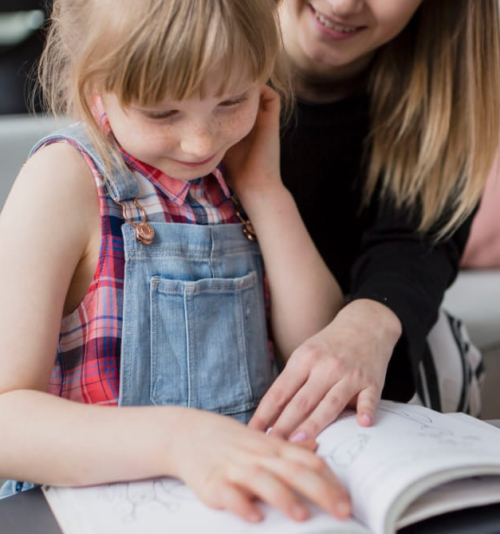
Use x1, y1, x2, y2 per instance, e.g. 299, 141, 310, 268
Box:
29, 122, 139, 202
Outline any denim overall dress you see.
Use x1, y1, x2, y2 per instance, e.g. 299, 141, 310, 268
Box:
0, 124, 276, 498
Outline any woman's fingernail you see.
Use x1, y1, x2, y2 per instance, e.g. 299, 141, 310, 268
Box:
290, 431, 308, 443
360, 413, 372, 426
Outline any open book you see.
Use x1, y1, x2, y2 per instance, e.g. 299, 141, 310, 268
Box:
43, 401, 500, 534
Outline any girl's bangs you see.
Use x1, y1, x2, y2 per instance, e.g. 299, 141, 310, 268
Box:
106, 7, 277, 105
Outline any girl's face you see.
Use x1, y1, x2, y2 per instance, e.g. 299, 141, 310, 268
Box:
279, 0, 423, 78
101, 80, 261, 181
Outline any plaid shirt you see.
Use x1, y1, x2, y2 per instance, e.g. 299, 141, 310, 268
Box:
44, 131, 270, 405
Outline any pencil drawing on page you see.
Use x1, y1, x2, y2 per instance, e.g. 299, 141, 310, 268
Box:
322, 434, 371, 468
100, 478, 197, 523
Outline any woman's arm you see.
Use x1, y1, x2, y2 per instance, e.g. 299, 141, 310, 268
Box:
224, 86, 344, 358
0, 143, 350, 522
248, 199, 474, 440
350, 199, 476, 371
245, 91, 477, 440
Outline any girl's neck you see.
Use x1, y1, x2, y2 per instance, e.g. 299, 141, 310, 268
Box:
289, 55, 372, 104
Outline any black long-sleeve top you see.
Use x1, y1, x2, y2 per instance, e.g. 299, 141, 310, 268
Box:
280, 94, 474, 401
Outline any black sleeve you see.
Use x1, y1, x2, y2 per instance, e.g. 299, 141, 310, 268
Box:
0, 1, 46, 12
280, 95, 477, 401
349, 199, 476, 399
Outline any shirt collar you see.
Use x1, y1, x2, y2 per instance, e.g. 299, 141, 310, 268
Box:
123, 153, 231, 206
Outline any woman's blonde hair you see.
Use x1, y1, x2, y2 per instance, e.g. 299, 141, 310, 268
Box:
39, 0, 290, 166
367, 0, 500, 238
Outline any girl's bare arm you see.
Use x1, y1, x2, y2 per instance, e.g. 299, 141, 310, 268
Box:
225, 87, 344, 359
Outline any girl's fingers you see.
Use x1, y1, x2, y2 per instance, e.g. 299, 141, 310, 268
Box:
292, 436, 318, 452
191, 421, 351, 524
211, 481, 263, 523
228, 463, 310, 522
258, 453, 351, 520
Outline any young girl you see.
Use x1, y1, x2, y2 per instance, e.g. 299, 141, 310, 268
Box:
0, 0, 350, 523
250, 0, 500, 441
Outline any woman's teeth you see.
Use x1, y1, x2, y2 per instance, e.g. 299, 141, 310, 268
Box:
315, 12, 359, 33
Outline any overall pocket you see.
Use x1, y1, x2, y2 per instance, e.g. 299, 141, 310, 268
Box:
149, 271, 272, 414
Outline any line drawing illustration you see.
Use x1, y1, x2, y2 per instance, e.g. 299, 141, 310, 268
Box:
322, 434, 371, 468
100, 479, 189, 523
378, 405, 481, 446
378, 405, 434, 426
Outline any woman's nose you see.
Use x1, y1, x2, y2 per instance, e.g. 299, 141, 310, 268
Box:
325, 0, 365, 17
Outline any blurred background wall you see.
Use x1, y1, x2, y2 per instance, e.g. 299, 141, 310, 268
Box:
0, 1, 51, 114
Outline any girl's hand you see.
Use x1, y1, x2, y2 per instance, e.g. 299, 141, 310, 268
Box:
223, 85, 282, 200
172, 409, 351, 524
249, 300, 402, 440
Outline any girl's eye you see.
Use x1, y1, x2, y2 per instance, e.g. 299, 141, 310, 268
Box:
218, 95, 249, 108
144, 110, 178, 120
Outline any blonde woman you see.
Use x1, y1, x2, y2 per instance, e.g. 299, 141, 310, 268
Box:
0, 0, 351, 522
251, 0, 500, 441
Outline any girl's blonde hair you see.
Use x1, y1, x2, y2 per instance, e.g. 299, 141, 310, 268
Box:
367, 0, 500, 238
39, 0, 290, 165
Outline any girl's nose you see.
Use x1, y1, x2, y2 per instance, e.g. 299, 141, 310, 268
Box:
179, 124, 217, 161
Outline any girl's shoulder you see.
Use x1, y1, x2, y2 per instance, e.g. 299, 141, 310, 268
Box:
19, 140, 97, 209
2, 137, 99, 260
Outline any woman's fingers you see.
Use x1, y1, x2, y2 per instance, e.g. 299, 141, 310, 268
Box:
252, 300, 399, 439
248, 368, 308, 432
279, 378, 382, 440
252, 356, 383, 440
256, 345, 362, 439
267, 379, 336, 439
282, 379, 362, 441
355, 387, 380, 427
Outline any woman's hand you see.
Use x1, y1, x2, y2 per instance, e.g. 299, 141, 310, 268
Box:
172, 409, 351, 524
223, 85, 282, 201
249, 299, 403, 440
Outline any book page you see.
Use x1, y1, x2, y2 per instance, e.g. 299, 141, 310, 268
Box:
43, 401, 500, 534
43, 478, 368, 534
315, 401, 500, 534
447, 412, 500, 434
397, 475, 500, 528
